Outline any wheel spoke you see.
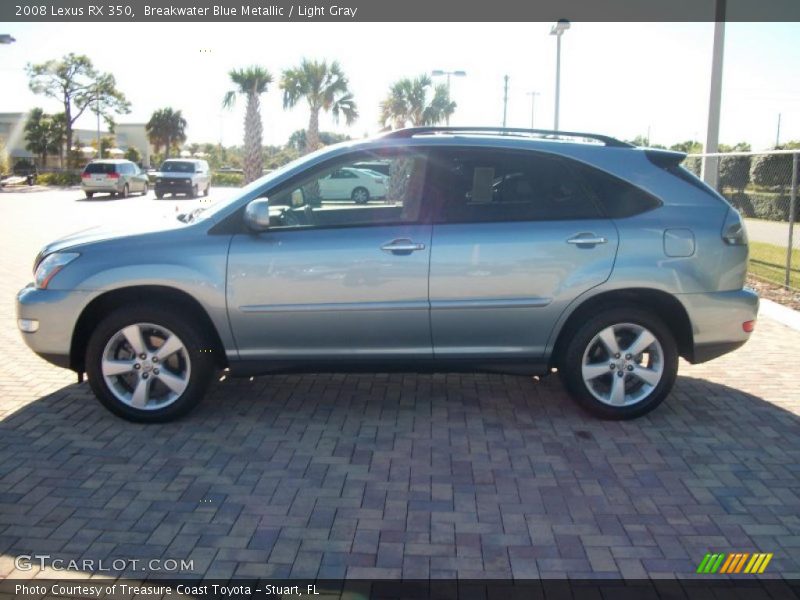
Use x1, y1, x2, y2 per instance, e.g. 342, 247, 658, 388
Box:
102, 358, 136, 377
631, 364, 661, 386
582, 363, 611, 381
155, 369, 188, 395
130, 377, 151, 408
597, 326, 620, 356
155, 334, 184, 361
121, 324, 147, 356
609, 374, 626, 405
625, 330, 656, 357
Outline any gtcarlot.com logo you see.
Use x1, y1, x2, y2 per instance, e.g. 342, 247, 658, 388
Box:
14, 555, 193, 572
697, 552, 773, 574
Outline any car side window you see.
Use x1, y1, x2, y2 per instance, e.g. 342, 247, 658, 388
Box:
430, 149, 603, 223
262, 150, 429, 230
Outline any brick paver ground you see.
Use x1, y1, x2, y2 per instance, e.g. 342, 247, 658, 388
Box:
1, 189, 799, 580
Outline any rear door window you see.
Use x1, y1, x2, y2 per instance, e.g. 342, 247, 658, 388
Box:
84, 163, 116, 175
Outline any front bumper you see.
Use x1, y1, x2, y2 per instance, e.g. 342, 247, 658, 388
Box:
678, 288, 759, 363
16, 284, 99, 370
155, 179, 194, 194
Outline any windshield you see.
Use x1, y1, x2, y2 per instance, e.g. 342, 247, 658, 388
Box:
188, 144, 346, 223
161, 161, 195, 173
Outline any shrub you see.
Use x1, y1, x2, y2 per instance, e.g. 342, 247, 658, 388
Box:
212, 172, 243, 187
37, 171, 82, 186
719, 155, 751, 193
751, 152, 794, 190
723, 191, 798, 222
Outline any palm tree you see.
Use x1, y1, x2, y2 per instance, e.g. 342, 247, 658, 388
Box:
281, 59, 358, 153
223, 66, 272, 184
379, 75, 456, 129
146, 108, 187, 161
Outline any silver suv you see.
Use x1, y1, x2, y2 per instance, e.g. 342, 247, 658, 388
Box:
17, 127, 758, 422
154, 158, 211, 199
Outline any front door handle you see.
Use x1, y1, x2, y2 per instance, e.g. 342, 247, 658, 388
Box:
381, 238, 426, 254
566, 233, 608, 246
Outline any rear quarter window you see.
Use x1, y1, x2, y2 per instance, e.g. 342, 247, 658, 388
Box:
576, 164, 662, 218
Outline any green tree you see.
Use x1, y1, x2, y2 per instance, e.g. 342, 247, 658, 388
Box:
751, 146, 794, 191
379, 75, 455, 129
146, 108, 187, 162
124, 146, 142, 164
24, 108, 54, 166
26, 53, 130, 167
287, 129, 350, 153
223, 66, 273, 184
281, 59, 358, 153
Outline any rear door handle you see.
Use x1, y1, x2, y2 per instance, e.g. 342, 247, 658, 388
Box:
381, 238, 426, 254
567, 234, 608, 246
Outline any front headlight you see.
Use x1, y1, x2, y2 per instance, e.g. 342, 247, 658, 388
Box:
34, 252, 80, 289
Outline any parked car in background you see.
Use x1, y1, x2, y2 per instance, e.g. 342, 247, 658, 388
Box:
154, 159, 211, 199
17, 126, 758, 423
318, 166, 386, 203
81, 159, 149, 199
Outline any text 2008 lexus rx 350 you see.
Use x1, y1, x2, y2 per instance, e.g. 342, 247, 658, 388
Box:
17, 127, 758, 422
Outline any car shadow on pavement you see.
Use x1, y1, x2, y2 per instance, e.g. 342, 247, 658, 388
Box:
1, 373, 798, 579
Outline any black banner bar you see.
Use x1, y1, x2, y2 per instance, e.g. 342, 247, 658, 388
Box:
2, 0, 800, 22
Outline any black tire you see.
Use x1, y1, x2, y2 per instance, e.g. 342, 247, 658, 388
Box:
204, 183, 210, 197
189, 184, 198, 199
351, 186, 369, 204
120, 184, 129, 199
85, 305, 216, 423
155, 192, 164, 199
84, 191, 94, 199
142, 183, 149, 196
558, 306, 678, 420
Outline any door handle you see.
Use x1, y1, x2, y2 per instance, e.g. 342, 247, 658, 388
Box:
381, 238, 426, 254
566, 234, 608, 246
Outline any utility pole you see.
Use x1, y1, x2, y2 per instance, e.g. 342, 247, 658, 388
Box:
701, 0, 725, 189
776, 113, 782, 147
502, 75, 509, 128
95, 86, 101, 160
527, 91, 540, 128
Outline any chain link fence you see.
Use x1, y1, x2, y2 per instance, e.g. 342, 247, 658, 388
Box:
684, 150, 799, 290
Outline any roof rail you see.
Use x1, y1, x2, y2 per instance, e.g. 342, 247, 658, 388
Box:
380, 126, 634, 148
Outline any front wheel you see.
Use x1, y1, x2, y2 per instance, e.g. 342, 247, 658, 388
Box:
559, 307, 678, 419
85, 306, 216, 422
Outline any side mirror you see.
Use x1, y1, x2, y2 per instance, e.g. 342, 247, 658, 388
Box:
244, 198, 270, 232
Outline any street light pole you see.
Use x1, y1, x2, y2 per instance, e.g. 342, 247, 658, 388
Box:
702, 1, 725, 188
527, 91, 540, 128
550, 19, 570, 131
431, 69, 466, 126
502, 75, 509, 127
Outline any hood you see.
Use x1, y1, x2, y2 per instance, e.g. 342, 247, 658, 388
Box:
36, 219, 184, 263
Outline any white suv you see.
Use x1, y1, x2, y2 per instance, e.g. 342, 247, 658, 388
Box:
154, 159, 211, 199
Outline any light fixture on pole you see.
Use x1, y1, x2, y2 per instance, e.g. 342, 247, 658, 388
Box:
431, 69, 466, 126
550, 19, 570, 131
526, 91, 540, 128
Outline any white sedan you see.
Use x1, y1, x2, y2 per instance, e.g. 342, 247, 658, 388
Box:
318, 167, 387, 204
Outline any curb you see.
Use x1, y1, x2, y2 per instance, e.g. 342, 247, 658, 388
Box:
760, 298, 800, 332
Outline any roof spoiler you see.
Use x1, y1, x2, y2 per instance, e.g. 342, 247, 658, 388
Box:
645, 149, 686, 168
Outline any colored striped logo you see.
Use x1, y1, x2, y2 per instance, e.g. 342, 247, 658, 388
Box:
696, 552, 773, 574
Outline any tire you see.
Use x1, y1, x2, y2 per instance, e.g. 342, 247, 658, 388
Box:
155, 192, 164, 199
558, 306, 678, 420
189, 184, 198, 199
120, 184, 129, 199
351, 187, 369, 204
141, 183, 149, 196
84, 191, 94, 199
204, 183, 210, 197
85, 305, 216, 423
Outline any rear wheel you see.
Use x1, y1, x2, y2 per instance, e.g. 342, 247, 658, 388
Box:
204, 183, 210, 197
120, 184, 129, 199
155, 192, 164, 199
84, 191, 94, 199
85, 306, 216, 422
559, 307, 678, 419
141, 183, 149, 196
351, 187, 369, 204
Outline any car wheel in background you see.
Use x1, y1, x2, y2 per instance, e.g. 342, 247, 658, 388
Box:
120, 184, 129, 199
189, 184, 198, 198
559, 306, 678, 419
351, 186, 369, 204
84, 191, 94, 199
155, 192, 164, 199
142, 183, 149, 196
85, 305, 216, 423
204, 184, 210, 197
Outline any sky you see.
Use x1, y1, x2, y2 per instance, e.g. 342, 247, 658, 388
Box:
1, 21, 799, 150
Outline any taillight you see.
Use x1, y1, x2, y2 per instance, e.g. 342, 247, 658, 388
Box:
81, 172, 91, 179
721, 208, 748, 246
743, 320, 755, 333
108, 172, 120, 179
